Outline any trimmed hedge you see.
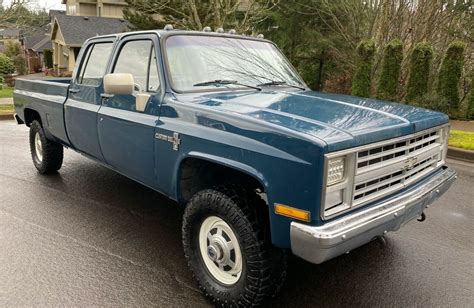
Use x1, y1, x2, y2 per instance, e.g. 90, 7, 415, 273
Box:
0, 53, 15, 75
351, 39, 375, 98
437, 41, 466, 113
406, 42, 433, 103
377, 39, 403, 101
43, 49, 53, 68
13, 55, 28, 75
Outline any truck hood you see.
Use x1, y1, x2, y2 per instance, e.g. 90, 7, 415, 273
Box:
178, 90, 448, 152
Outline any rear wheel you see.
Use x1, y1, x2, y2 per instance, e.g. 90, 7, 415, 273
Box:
29, 120, 63, 174
182, 186, 286, 307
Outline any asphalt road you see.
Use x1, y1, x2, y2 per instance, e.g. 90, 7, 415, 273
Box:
1, 120, 473, 307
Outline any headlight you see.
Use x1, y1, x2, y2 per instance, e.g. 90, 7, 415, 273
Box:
323, 154, 355, 217
327, 157, 346, 186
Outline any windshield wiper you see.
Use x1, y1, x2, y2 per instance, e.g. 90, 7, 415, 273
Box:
257, 80, 306, 90
193, 80, 261, 91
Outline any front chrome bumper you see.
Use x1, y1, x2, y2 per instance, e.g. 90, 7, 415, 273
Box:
290, 166, 457, 264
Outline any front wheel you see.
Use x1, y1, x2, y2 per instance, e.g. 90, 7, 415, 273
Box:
29, 120, 63, 174
182, 186, 286, 307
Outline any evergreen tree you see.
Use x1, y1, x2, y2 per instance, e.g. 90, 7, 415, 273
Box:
437, 41, 466, 113
377, 39, 403, 101
351, 39, 375, 97
406, 42, 433, 103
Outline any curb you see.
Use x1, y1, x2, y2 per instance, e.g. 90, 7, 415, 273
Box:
0, 114, 14, 121
447, 146, 474, 163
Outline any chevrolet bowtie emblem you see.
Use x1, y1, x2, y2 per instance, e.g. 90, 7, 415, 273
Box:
155, 132, 181, 151
403, 157, 417, 171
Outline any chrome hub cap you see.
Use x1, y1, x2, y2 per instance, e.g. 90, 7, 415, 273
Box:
34, 132, 43, 162
199, 216, 242, 285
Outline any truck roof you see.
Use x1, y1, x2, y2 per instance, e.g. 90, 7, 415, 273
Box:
86, 28, 271, 44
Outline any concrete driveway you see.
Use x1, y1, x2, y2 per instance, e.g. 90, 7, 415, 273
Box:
0, 120, 473, 307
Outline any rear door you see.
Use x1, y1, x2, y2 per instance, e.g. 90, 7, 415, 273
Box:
97, 34, 162, 187
65, 38, 114, 160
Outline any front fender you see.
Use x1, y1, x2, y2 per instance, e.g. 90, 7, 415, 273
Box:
154, 100, 326, 248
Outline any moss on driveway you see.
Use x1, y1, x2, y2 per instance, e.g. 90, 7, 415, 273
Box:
0, 104, 14, 115
449, 130, 474, 151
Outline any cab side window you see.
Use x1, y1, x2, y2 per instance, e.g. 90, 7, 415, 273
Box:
78, 43, 113, 86
113, 40, 160, 93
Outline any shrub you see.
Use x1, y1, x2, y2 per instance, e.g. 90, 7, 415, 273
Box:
437, 41, 466, 115
377, 39, 403, 101
0, 53, 15, 75
13, 55, 28, 75
406, 42, 433, 103
467, 72, 474, 120
43, 49, 53, 68
351, 39, 375, 97
4, 41, 21, 58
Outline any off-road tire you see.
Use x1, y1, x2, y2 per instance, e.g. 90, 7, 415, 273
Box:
29, 120, 63, 174
182, 185, 287, 307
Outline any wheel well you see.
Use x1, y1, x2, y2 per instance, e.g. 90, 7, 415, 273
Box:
179, 158, 265, 202
24, 108, 41, 127
179, 158, 271, 240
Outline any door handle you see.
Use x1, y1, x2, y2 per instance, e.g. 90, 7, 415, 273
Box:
100, 93, 114, 100
69, 88, 80, 94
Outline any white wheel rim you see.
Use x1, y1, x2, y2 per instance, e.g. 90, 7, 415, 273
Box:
199, 216, 242, 285
35, 132, 43, 162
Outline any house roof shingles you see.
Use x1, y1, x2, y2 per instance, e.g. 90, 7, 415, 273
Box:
54, 15, 129, 46
0, 28, 20, 38
32, 36, 52, 52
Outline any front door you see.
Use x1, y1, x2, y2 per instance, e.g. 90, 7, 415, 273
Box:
65, 40, 114, 160
97, 36, 162, 187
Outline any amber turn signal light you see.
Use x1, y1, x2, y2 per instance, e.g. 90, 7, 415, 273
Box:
274, 204, 311, 222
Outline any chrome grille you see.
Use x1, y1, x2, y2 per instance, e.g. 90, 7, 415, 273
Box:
357, 131, 438, 169
352, 129, 443, 207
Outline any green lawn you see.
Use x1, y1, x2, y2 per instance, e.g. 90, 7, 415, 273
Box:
449, 130, 474, 151
0, 87, 13, 98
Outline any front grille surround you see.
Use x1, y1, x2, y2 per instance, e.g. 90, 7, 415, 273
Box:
321, 124, 449, 219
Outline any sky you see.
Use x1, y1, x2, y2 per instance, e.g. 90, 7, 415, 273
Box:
3, 0, 65, 11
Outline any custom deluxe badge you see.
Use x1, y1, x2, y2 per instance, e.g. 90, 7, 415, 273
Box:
155, 132, 181, 151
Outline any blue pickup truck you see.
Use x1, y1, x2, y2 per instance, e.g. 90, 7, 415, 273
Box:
13, 28, 457, 306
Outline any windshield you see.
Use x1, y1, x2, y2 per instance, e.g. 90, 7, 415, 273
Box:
165, 35, 305, 92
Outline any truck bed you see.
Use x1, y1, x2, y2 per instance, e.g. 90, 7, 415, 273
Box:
13, 78, 71, 145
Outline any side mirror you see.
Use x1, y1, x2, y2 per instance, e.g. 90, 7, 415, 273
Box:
103, 73, 134, 95
136, 93, 150, 113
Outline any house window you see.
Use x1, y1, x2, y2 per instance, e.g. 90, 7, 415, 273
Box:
67, 4, 77, 15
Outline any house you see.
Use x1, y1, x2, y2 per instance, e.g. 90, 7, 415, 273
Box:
51, 15, 128, 72
20, 11, 65, 73
22, 27, 52, 73
63, 0, 127, 18
0, 28, 21, 53
51, 0, 129, 73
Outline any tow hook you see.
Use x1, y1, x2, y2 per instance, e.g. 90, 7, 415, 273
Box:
417, 212, 426, 222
